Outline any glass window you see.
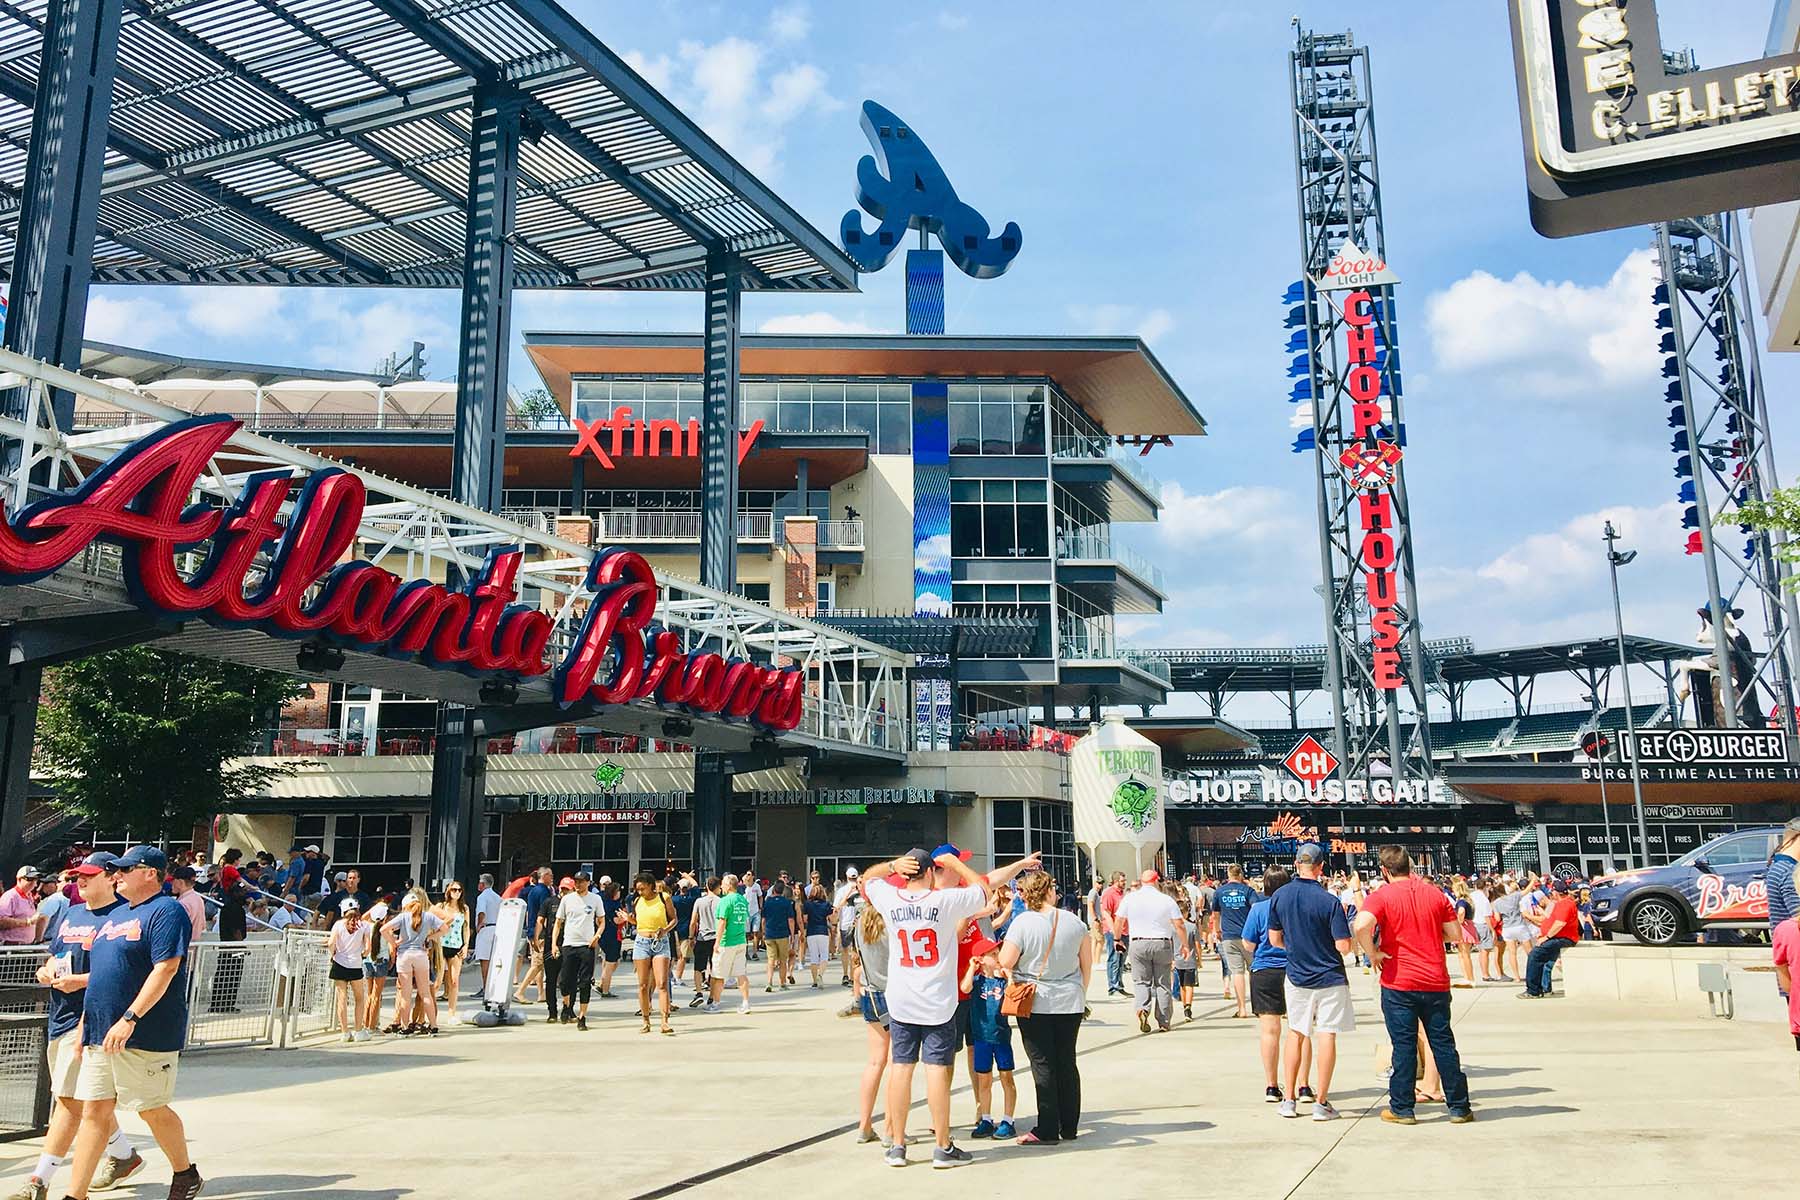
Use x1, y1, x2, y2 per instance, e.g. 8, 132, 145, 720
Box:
981, 401, 1014, 455
846, 383, 879, 406
878, 403, 911, 454
878, 384, 913, 404
813, 395, 845, 432
777, 401, 811, 432
573, 379, 610, 401
1019, 584, 1052, 602
952, 504, 982, 558
951, 583, 982, 603
951, 480, 981, 503
983, 480, 1013, 502
983, 505, 1016, 557
1017, 504, 1049, 557
611, 381, 643, 407
1017, 479, 1048, 503
742, 382, 777, 406
949, 402, 980, 454
846, 401, 878, 436
645, 381, 678, 406
745, 398, 777, 431
776, 381, 812, 403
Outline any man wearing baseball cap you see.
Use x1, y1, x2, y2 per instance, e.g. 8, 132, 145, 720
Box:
5, 853, 144, 1200
857, 843, 1040, 1168
68, 846, 202, 1200
1266, 843, 1354, 1122
1, 864, 44, 945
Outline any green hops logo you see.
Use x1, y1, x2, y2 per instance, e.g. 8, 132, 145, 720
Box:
592, 760, 625, 793
1110, 775, 1156, 832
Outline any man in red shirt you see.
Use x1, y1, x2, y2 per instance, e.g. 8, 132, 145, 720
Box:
1352, 845, 1474, 1126
1099, 872, 1127, 996
1522, 879, 1581, 999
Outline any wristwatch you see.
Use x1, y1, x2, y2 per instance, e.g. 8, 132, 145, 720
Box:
123, 1010, 139, 1024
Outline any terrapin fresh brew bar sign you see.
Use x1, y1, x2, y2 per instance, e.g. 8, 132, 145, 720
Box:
0, 417, 806, 731
1508, 0, 1800, 235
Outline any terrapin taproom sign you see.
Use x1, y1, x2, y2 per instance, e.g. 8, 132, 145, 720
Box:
1508, 0, 1800, 236
0, 416, 805, 732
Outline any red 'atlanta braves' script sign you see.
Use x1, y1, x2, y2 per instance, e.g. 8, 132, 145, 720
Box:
0, 416, 804, 731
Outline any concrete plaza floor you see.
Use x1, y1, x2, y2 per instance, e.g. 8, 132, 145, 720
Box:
3, 960, 1793, 1199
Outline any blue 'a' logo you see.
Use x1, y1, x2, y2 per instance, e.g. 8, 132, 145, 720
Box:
839, 101, 1021, 280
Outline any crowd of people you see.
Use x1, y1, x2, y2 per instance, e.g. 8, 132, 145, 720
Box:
6, 820, 1799, 1188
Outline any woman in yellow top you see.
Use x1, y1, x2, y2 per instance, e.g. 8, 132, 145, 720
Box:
632, 871, 678, 1035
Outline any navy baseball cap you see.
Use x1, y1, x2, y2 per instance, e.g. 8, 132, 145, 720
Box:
114, 845, 169, 874
72, 851, 119, 876
930, 843, 973, 863
1294, 843, 1327, 865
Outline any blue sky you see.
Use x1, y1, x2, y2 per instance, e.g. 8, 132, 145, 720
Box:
80, 1, 1800, 719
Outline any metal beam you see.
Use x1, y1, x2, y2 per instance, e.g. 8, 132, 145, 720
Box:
700, 252, 741, 590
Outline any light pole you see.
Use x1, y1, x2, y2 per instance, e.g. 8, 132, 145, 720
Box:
1582, 694, 1617, 874
1605, 520, 1653, 868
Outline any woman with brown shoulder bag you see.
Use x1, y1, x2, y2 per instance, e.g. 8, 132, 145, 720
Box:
995, 870, 1092, 1145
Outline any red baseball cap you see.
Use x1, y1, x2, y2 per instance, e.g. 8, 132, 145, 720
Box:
967, 936, 1000, 959
558, 876, 576, 891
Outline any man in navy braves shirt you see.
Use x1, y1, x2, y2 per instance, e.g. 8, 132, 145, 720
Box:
5, 852, 143, 1200
68, 845, 202, 1200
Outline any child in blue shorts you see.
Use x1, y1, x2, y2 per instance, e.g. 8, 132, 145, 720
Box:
961, 937, 1017, 1140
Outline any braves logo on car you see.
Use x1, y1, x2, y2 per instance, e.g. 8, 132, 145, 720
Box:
1694, 875, 1768, 921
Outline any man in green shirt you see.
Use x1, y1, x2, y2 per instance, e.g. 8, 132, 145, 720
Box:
710, 874, 753, 1015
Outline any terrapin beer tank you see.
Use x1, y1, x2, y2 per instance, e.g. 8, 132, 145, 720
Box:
1071, 714, 1166, 882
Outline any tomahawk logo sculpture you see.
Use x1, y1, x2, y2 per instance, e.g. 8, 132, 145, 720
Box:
839, 100, 1021, 279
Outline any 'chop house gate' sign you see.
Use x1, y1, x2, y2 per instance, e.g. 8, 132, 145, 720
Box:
0, 416, 805, 732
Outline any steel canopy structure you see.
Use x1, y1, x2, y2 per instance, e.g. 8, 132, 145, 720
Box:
0, 0, 862, 885
0, 0, 857, 292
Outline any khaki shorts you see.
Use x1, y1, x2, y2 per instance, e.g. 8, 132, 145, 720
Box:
74, 1047, 180, 1112
767, 936, 791, 965
47, 1029, 82, 1098
713, 943, 748, 983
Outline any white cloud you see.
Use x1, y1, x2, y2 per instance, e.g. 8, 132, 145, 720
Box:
185, 287, 287, 338
84, 294, 181, 347
1156, 483, 1302, 549
769, 4, 810, 41
293, 292, 457, 376
1066, 303, 1175, 344
1422, 249, 1661, 398
915, 590, 951, 616
915, 533, 951, 576
1473, 501, 1682, 594
937, 12, 970, 30
757, 311, 886, 335
625, 33, 837, 178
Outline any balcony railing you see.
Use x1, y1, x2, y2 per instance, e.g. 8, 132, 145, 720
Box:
1054, 529, 1167, 592
814, 519, 864, 549
72, 410, 575, 433
593, 510, 773, 542
1051, 435, 1164, 500
259, 728, 671, 757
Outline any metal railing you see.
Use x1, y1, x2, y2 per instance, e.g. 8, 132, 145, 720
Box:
72, 410, 574, 434
813, 519, 864, 549
1051, 435, 1164, 500
275, 929, 338, 1047
0, 945, 50, 1141
185, 938, 283, 1050
1055, 529, 1167, 591
592, 510, 774, 542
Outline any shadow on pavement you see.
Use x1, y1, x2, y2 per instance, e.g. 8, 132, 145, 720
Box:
1449, 1104, 1579, 1121
193, 1174, 410, 1199
1052, 1119, 1216, 1148
174, 1050, 456, 1100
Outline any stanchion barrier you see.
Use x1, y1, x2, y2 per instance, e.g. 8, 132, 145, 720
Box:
0, 944, 50, 1141
275, 928, 337, 1047
183, 938, 282, 1050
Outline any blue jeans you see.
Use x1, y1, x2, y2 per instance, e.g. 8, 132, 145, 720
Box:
1380, 989, 1470, 1118
1525, 937, 1574, 996
1104, 932, 1124, 992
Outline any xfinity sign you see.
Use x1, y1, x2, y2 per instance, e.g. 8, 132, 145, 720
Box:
1507, 0, 1800, 236
1624, 728, 1789, 765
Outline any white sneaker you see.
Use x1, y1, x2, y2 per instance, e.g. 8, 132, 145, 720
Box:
353, 1029, 371, 1042
342, 1030, 354, 1043
1312, 1101, 1340, 1122
704, 1002, 721, 1014
738, 1000, 751, 1015
1277, 1098, 1299, 1118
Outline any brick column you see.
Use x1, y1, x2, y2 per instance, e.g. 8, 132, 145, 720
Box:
782, 516, 818, 616
555, 515, 594, 547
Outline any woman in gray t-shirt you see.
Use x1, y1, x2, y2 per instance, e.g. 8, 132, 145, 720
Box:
997, 871, 1092, 1145
852, 900, 894, 1145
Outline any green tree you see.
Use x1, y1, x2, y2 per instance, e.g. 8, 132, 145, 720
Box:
1730, 488, 1800, 588
35, 646, 305, 842
515, 387, 561, 426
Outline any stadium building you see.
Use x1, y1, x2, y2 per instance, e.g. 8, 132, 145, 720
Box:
37, 333, 1203, 888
